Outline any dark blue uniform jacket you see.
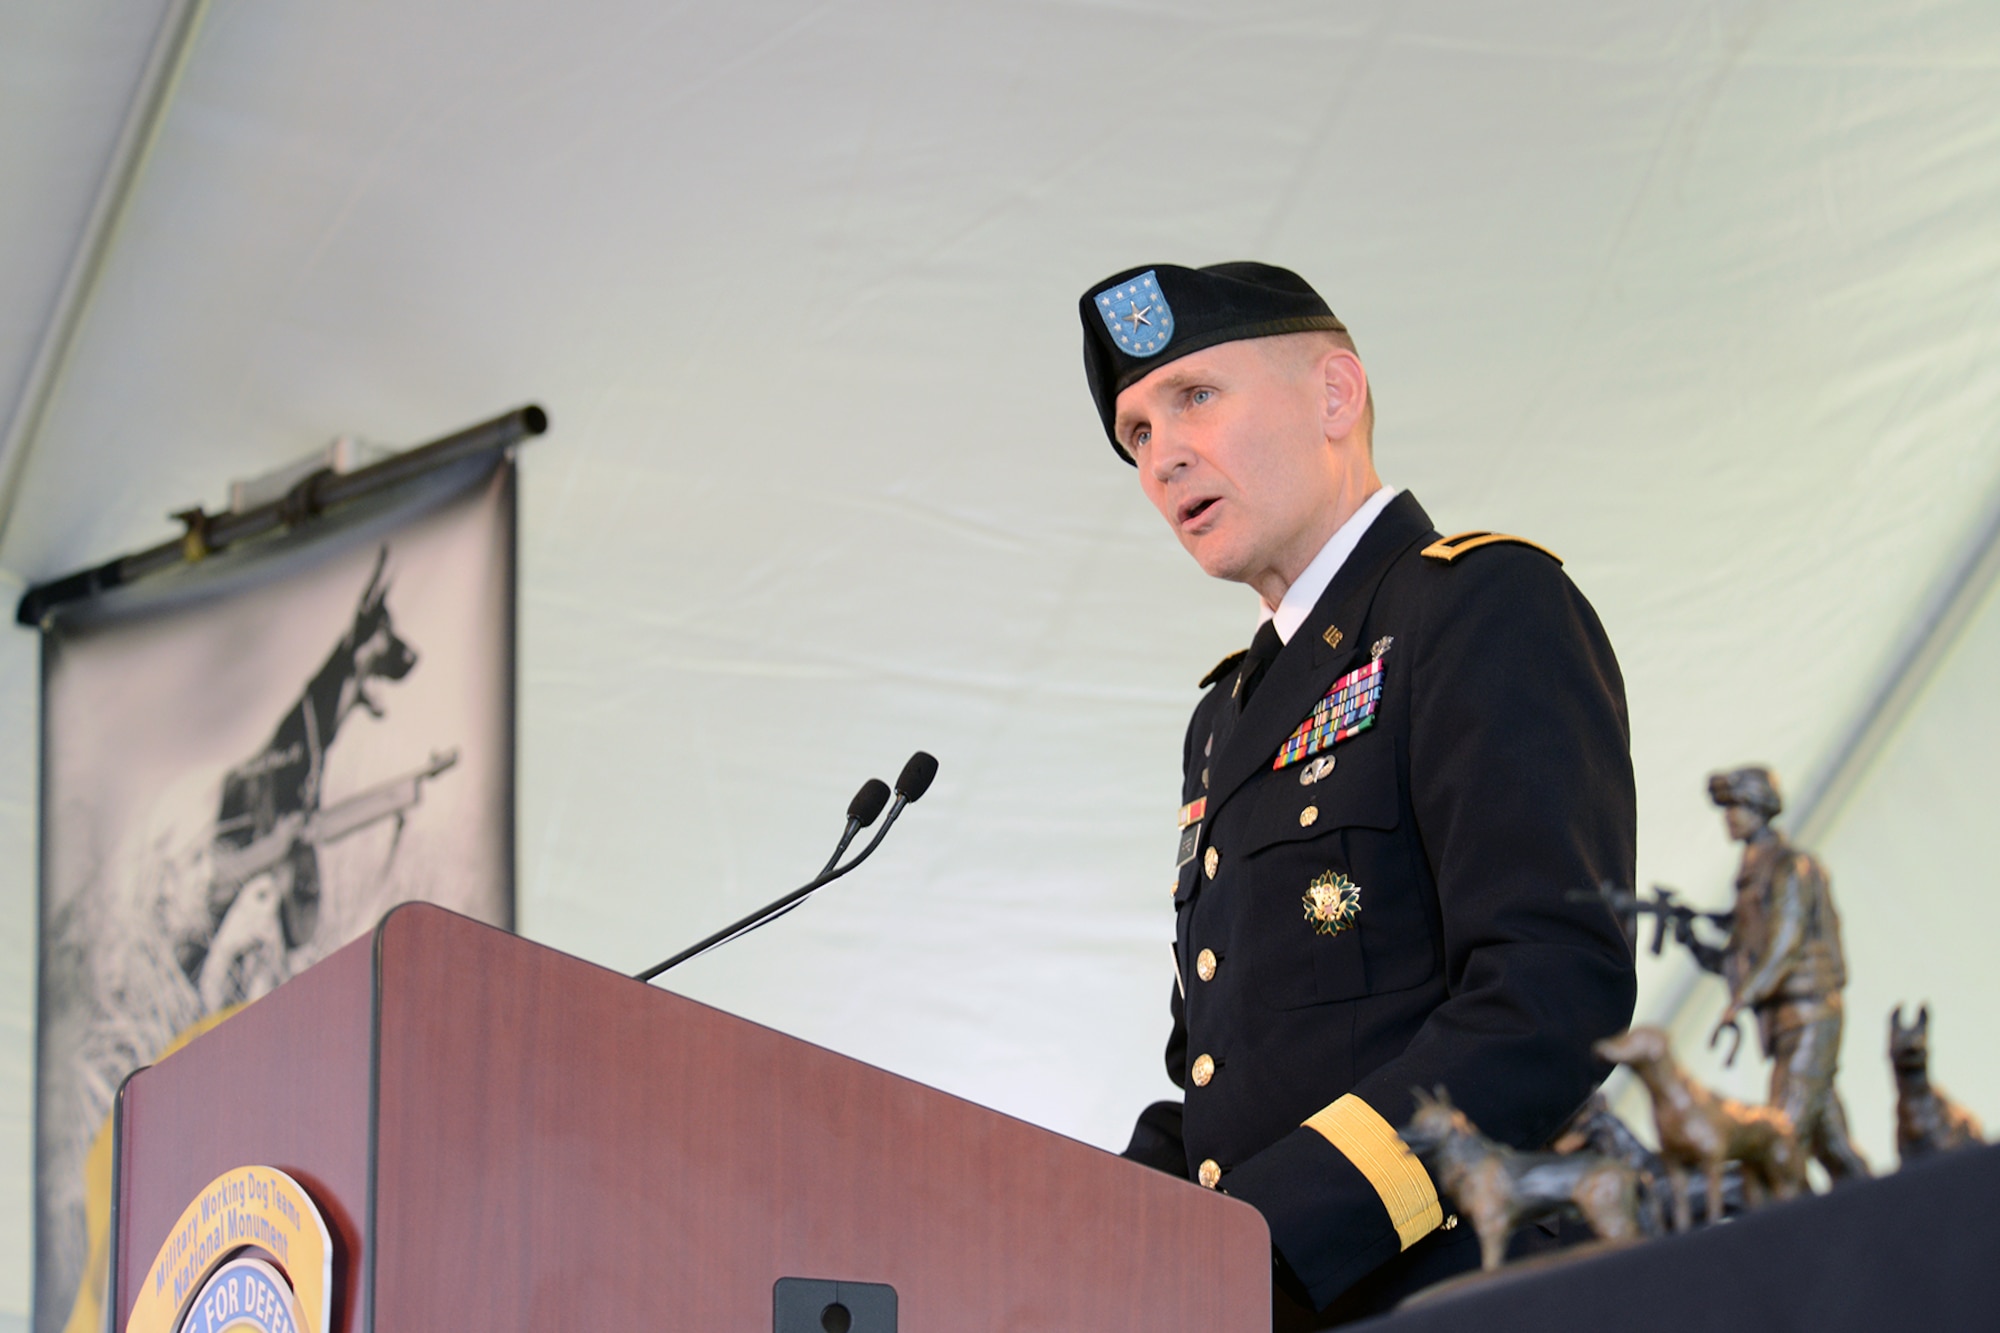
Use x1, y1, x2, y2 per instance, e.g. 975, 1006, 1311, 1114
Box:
1124, 490, 1637, 1320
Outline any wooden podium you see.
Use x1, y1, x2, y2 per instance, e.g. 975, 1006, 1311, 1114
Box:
112, 903, 1270, 1331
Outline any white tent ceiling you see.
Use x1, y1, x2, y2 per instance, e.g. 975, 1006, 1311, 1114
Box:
4, 0, 1999, 1320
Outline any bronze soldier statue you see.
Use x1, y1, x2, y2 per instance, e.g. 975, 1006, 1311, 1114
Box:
1702, 766, 1871, 1181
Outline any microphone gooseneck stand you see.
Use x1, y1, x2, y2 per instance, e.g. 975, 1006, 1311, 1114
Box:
634, 752, 938, 984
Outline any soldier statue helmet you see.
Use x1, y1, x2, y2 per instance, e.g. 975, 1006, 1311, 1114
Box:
1708, 765, 1782, 824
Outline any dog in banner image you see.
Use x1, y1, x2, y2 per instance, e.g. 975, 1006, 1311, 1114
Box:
180, 546, 433, 1007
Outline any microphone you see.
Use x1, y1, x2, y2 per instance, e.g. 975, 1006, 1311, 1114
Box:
829, 750, 936, 871
633, 753, 937, 983
818, 778, 891, 878
852, 777, 895, 823
754, 753, 935, 934
895, 751, 938, 802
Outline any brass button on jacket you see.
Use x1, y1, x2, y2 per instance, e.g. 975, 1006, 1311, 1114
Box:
1203, 846, 1220, 878
1197, 1159, 1222, 1190
1191, 1053, 1216, 1087
1299, 805, 1319, 828
1195, 947, 1218, 982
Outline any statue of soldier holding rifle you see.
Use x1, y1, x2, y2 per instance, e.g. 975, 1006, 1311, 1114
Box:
1621, 767, 1872, 1183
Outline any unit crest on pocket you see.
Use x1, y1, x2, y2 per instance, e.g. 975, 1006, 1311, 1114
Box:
1303, 870, 1362, 936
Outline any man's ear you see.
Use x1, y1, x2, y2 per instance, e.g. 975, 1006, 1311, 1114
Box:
1318, 347, 1368, 440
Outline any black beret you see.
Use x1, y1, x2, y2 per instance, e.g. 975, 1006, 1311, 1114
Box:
1079, 261, 1347, 461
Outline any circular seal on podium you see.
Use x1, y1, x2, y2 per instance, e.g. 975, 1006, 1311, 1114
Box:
126, 1165, 332, 1333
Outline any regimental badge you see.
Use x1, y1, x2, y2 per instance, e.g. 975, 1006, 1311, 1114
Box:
1371, 635, 1394, 660
1303, 870, 1361, 936
1272, 658, 1383, 770
1094, 271, 1175, 358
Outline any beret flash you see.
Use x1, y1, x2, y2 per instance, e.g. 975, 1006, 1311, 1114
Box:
1079, 261, 1347, 461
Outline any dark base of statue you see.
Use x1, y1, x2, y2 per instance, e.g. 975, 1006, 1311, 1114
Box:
1336, 1143, 1999, 1332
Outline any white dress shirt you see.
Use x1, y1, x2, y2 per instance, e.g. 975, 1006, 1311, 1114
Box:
1257, 486, 1400, 644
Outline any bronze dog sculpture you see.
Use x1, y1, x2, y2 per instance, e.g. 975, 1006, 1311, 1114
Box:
1399, 1087, 1652, 1273
1595, 1026, 1804, 1232
1890, 1005, 1984, 1162
1556, 1093, 1750, 1228
1551, 1092, 1681, 1234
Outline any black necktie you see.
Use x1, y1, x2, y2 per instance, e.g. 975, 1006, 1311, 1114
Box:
1237, 620, 1284, 710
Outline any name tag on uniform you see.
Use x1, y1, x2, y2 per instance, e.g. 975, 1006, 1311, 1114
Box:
1273, 658, 1383, 770
1175, 798, 1206, 868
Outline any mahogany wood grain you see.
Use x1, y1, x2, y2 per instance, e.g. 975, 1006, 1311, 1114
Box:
115, 932, 374, 1331
372, 905, 1268, 1331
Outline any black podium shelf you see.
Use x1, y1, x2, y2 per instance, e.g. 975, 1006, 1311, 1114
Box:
1359, 1143, 1999, 1333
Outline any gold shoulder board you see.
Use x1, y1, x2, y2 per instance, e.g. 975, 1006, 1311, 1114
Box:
1199, 650, 1247, 688
1420, 531, 1562, 566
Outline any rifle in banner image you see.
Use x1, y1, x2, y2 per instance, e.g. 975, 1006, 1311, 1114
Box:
1569, 881, 1733, 969
209, 749, 459, 892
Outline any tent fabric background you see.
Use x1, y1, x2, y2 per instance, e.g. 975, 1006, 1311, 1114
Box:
2, 1, 1998, 1320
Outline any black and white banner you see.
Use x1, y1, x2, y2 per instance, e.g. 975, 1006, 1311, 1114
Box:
33, 456, 515, 1333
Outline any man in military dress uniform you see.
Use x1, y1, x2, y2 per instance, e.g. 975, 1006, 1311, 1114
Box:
1704, 766, 1871, 1182
1080, 263, 1638, 1325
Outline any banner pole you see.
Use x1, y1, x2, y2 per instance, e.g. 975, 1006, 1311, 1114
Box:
14, 403, 546, 626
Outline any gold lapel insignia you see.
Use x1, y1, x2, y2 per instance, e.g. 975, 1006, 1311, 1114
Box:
1323, 625, 1344, 650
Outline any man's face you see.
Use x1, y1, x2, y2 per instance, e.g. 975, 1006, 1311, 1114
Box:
1114, 338, 1350, 591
